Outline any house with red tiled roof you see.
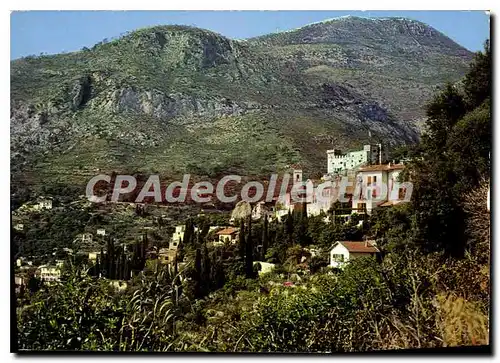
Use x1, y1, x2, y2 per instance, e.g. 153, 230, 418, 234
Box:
329, 240, 379, 269
216, 227, 239, 244
275, 173, 358, 220
357, 164, 405, 172
351, 163, 411, 215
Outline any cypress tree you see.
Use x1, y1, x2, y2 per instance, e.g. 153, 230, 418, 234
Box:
200, 218, 210, 241
238, 220, 246, 260
262, 215, 269, 260
184, 218, 195, 246
125, 255, 130, 280
201, 242, 211, 295
140, 234, 147, 270
285, 211, 294, 245
173, 253, 183, 304
174, 253, 179, 277
107, 237, 115, 279
94, 255, 100, 278
177, 237, 184, 262
216, 255, 226, 289
99, 247, 105, 277
294, 202, 311, 247
245, 217, 254, 278
117, 247, 124, 280
193, 248, 202, 298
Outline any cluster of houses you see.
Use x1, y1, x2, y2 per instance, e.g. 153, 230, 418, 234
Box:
239, 144, 408, 269
162, 221, 380, 271
13, 144, 411, 293
13, 222, 244, 292
15, 257, 64, 293
274, 144, 410, 220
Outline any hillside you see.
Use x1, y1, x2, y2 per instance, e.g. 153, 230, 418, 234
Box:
10, 16, 473, 194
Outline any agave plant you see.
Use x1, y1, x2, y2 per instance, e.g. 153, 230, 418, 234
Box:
118, 264, 188, 351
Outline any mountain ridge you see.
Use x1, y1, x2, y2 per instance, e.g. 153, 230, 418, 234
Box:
10, 16, 474, 195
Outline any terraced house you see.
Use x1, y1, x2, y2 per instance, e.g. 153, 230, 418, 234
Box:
351, 163, 411, 215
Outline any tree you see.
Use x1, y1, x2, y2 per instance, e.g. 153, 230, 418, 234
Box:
463, 40, 490, 110
183, 218, 195, 246
245, 217, 255, 278
403, 41, 491, 257
209, 251, 226, 291
293, 202, 311, 247
284, 211, 294, 246
261, 215, 269, 260
193, 248, 202, 299
176, 238, 185, 262
238, 220, 246, 260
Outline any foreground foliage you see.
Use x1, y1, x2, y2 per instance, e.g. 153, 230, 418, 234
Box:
15, 41, 490, 352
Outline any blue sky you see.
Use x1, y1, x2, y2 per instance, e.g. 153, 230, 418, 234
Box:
10, 10, 490, 59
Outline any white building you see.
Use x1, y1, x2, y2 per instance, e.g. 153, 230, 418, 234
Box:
327, 144, 382, 175
306, 181, 334, 216
277, 173, 358, 219
75, 233, 93, 244
273, 166, 304, 221
351, 163, 411, 215
88, 251, 100, 262
253, 261, 276, 275
38, 264, 61, 282
173, 225, 186, 241
329, 241, 379, 269
78, 233, 93, 243
216, 227, 239, 244
252, 201, 275, 220
33, 197, 53, 211
170, 224, 198, 248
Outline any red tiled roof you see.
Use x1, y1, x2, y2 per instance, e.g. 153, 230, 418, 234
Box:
216, 227, 239, 235
379, 200, 404, 207
336, 241, 379, 253
358, 164, 405, 172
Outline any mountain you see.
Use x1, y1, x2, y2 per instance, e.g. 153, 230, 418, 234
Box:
10, 16, 473, 194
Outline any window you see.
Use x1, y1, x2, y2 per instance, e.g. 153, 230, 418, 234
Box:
357, 203, 366, 211
373, 176, 377, 183
332, 254, 344, 262
367, 176, 372, 186
398, 187, 406, 200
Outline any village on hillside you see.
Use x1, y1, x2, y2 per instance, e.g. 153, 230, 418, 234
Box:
12, 11, 491, 352
13, 143, 411, 291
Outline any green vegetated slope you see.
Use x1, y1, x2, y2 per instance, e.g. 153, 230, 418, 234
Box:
11, 17, 472, 190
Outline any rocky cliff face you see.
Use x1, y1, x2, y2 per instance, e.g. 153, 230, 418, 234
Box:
10, 17, 473, 190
